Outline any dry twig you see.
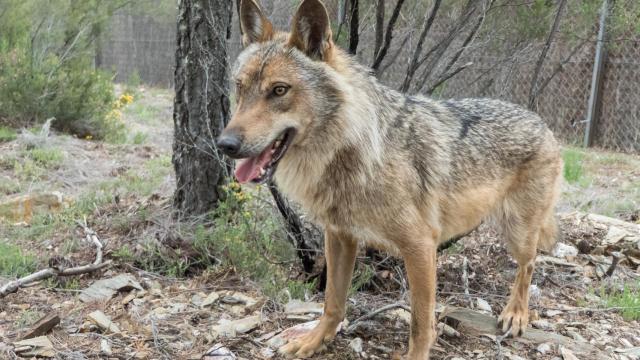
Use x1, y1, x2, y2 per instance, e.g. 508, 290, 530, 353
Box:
0, 220, 110, 298
345, 302, 411, 333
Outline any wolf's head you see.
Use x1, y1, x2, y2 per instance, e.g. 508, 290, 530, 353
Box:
216, 0, 344, 184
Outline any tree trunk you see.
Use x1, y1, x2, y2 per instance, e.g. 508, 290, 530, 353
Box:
172, 0, 233, 216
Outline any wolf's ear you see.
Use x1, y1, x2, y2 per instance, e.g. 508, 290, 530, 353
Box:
240, 0, 274, 46
289, 0, 333, 61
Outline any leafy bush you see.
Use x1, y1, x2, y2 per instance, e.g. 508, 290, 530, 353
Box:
0, 0, 127, 140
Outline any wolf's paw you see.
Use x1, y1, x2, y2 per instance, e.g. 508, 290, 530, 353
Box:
498, 303, 529, 337
278, 322, 337, 359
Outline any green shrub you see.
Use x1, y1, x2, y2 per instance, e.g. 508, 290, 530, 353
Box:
0, 0, 127, 141
0, 51, 121, 140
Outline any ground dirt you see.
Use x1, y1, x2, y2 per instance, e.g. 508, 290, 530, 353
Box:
1, 87, 639, 360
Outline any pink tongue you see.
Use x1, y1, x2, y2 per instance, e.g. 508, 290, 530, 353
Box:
234, 147, 274, 183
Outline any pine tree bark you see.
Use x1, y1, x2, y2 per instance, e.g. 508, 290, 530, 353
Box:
172, 0, 233, 215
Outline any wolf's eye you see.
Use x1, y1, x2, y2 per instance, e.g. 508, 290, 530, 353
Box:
273, 85, 289, 96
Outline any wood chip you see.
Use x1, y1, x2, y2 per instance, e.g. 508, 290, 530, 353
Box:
20, 313, 60, 340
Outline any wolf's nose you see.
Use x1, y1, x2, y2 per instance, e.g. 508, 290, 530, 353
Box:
216, 134, 242, 157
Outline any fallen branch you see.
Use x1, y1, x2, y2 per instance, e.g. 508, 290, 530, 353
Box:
0, 220, 110, 298
345, 302, 411, 333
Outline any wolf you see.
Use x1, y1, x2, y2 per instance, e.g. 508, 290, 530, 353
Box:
216, 0, 563, 358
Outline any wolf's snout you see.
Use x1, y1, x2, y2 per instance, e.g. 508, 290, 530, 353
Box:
216, 133, 242, 157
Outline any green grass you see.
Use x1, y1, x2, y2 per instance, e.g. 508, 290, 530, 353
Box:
131, 131, 148, 145
563, 148, 585, 184
124, 101, 163, 124
1, 155, 173, 248
0, 177, 21, 195
26, 148, 64, 168
14, 309, 43, 328
0, 126, 17, 142
0, 242, 38, 278
601, 283, 640, 320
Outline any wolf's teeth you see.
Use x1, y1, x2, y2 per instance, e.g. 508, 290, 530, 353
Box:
260, 168, 266, 176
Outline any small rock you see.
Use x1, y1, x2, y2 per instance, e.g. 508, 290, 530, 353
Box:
204, 343, 236, 360
284, 300, 324, 315
220, 292, 260, 315
566, 330, 587, 343
543, 309, 563, 318
560, 346, 579, 360
191, 293, 204, 307
604, 226, 628, 244
12, 336, 56, 357
437, 322, 461, 338
202, 292, 221, 307
531, 319, 554, 331
211, 315, 263, 338
260, 347, 276, 359
79, 274, 142, 303
100, 339, 112, 355
0, 191, 68, 224
169, 303, 189, 314
87, 311, 121, 334
387, 308, 411, 324
266, 320, 320, 348
349, 337, 364, 353
537, 342, 552, 354
476, 298, 492, 313
620, 338, 634, 348
529, 284, 542, 301
553, 243, 579, 258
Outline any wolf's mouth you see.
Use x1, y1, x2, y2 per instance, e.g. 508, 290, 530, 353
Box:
234, 128, 295, 184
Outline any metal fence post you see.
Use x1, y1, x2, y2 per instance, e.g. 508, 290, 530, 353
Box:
583, 0, 609, 148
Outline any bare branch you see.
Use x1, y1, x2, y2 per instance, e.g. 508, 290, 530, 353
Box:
371, 0, 406, 71
348, 0, 359, 55
425, 61, 473, 95
414, 1, 477, 93
528, 0, 568, 110
373, 0, 385, 63
398, 0, 442, 92
435, 0, 496, 85
0, 222, 109, 298
534, 38, 589, 98
377, 31, 412, 77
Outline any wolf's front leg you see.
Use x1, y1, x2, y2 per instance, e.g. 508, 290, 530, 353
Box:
401, 239, 438, 360
279, 229, 357, 358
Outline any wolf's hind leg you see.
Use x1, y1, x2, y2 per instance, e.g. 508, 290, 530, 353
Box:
497, 225, 539, 337
497, 159, 560, 336
279, 229, 357, 358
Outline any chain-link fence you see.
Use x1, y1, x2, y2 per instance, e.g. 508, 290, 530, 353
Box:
97, 0, 640, 153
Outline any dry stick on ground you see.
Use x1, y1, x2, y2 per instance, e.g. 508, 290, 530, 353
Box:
345, 302, 411, 333
0, 220, 110, 298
